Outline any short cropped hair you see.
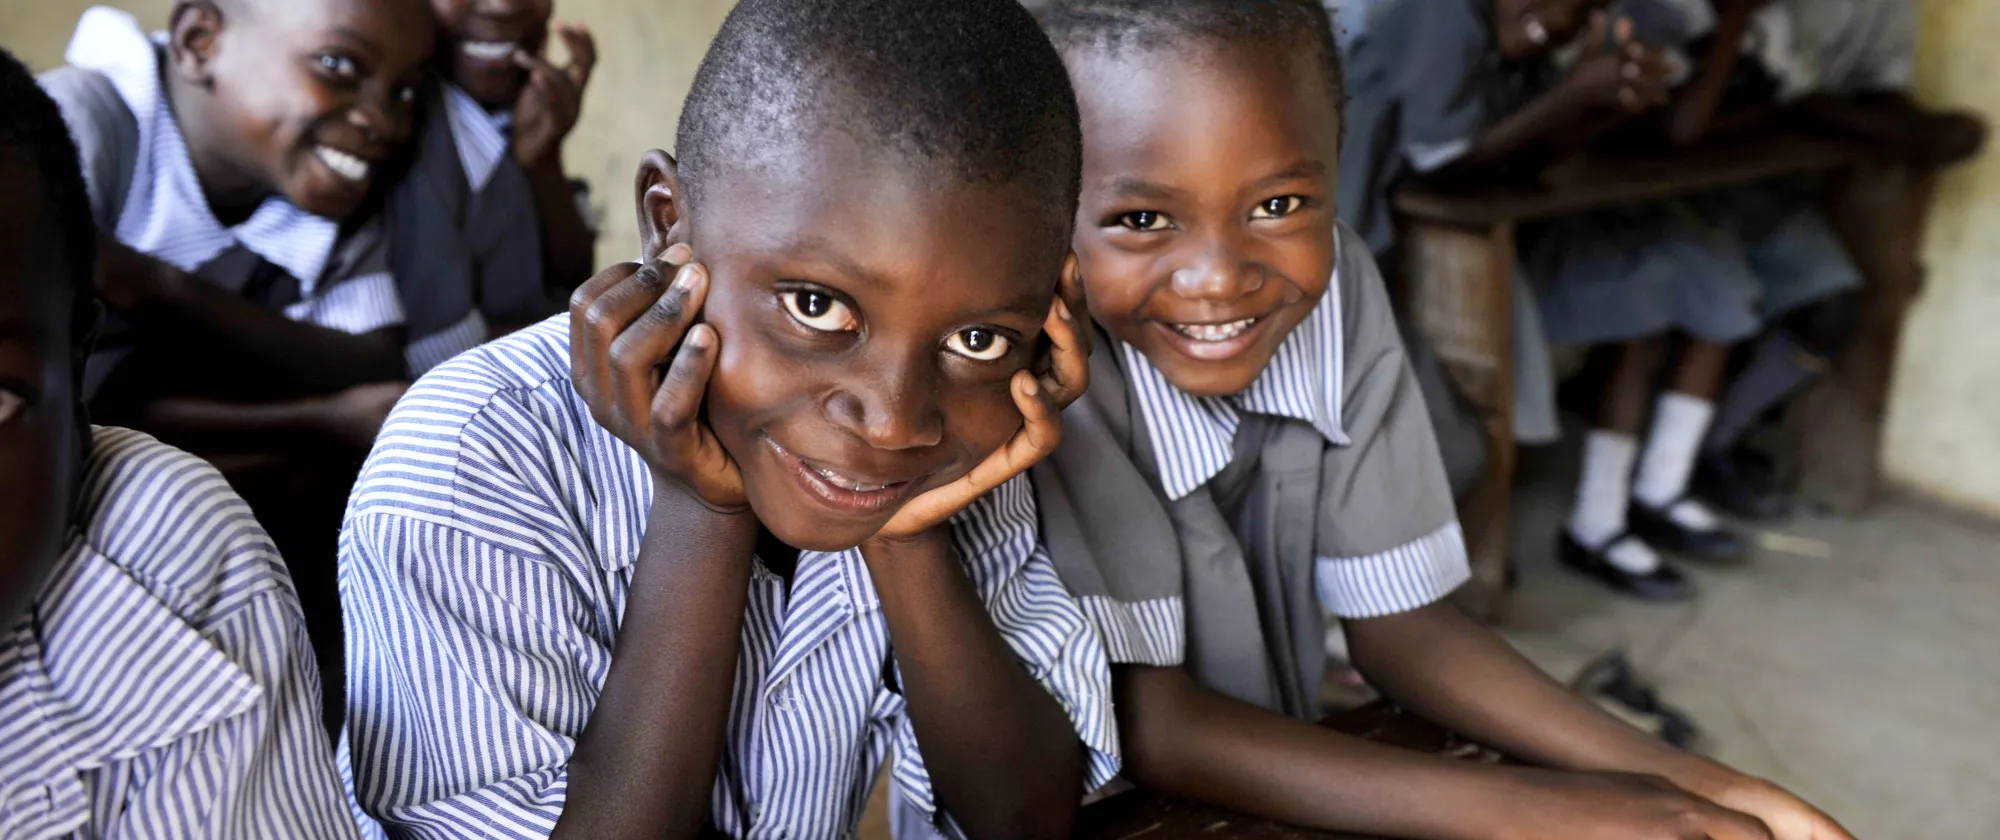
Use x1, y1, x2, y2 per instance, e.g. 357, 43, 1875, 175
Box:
675, 0, 1082, 248
0, 47, 98, 346
1042, 0, 1345, 108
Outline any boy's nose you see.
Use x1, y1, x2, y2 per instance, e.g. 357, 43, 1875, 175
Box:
1170, 230, 1262, 301
827, 355, 945, 452
348, 91, 410, 148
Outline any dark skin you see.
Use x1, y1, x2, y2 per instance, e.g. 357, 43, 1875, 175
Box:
429, 0, 598, 293
551, 139, 1091, 839
1065, 40, 1854, 840
95, 0, 433, 444
0, 152, 94, 639
1430, 1, 1673, 186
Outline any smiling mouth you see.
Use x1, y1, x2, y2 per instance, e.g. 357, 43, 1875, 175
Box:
1171, 317, 1259, 342
461, 40, 520, 62
764, 436, 918, 515
313, 146, 371, 183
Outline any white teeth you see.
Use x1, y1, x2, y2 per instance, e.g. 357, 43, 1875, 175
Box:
1171, 317, 1257, 342
461, 40, 518, 61
314, 146, 369, 182
812, 465, 890, 493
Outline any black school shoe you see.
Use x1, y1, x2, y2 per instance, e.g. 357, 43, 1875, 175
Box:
1628, 500, 1752, 564
1558, 532, 1697, 602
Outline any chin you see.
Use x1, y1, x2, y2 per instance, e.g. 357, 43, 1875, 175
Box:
758, 506, 885, 554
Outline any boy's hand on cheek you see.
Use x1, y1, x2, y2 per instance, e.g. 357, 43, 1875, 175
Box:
570, 247, 746, 514
869, 265, 1089, 543
512, 22, 596, 168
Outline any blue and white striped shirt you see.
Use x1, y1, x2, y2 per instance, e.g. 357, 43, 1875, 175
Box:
60, 6, 405, 337
1115, 232, 1468, 620
0, 427, 361, 840
339, 316, 1119, 839
442, 83, 513, 194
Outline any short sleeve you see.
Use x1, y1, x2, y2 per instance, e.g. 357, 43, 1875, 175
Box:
1377, 0, 1497, 172
1314, 230, 1471, 618
886, 481, 1123, 835
340, 514, 601, 839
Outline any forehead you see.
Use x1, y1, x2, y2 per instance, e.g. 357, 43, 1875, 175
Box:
259, 0, 434, 50
1067, 44, 1339, 185
692, 135, 1063, 314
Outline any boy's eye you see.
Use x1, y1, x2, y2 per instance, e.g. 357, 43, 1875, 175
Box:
1251, 195, 1306, 219
781, 290, 858, 333
317, 54, 359, 78
1118, 210, 1172, 232
0, 389, 24, 426
397, 85, 418, 104
943, 328, 1012, 362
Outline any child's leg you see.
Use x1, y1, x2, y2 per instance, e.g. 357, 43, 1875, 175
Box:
1566, 338, 1661, 573
1632, 339, 1728, 516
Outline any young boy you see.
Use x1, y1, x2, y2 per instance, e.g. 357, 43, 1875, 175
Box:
384, 0, 599, 375
1035, 1, 1851, 837
0, 47, 359, 839
339, 1, 1115, 837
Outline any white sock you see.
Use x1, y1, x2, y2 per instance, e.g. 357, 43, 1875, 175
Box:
1568, 430, 1663, 575
1632, 392, 1716, 512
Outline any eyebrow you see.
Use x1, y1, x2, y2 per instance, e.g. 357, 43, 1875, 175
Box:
1248, 160, 1328, 190
1101, 177, 1188, 202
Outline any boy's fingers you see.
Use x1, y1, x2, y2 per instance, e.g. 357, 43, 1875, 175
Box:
570, 261, 643, 383
1698, 808, 1777, 840
1613, 15, 1633, 45
1039, 296, 1089, 407
900, 373, 1062, 529
556, 22, 597, 88
1057, 253, 1091, 359
609, 263, 709, 417
650, 323, 720, 438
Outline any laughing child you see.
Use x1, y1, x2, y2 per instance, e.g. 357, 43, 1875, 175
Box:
0, 47, 359, 839
383, 0, 599, 375
1033, 1, 1852, 837
339, 0, 1117, 837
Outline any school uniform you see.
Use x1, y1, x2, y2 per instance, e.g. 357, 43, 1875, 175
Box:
1033, 223, 1469, 718
1337, 0, 1563, 445
39, 7, 405, 400
383, 80, 560, 377
337, 316, 1119, 840
0, 427, 360, 840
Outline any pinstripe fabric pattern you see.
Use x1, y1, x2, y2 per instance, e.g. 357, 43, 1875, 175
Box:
1116, 235, 1465, 620
59, 7, 405, 335
338, 316, 1119, 839
442, 84, 512, 193
0, 427, 361, 840
403, 309, 491, 376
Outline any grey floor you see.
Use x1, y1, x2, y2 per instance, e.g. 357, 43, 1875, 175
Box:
1502, 443, 2000, 840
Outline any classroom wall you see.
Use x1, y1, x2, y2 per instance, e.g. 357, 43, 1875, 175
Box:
1881, 0, 2000, 518
2, 0, 735, 270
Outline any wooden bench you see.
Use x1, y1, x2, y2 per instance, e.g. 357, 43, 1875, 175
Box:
1390, 130, 1942, 621
1074, 703, 1505, 839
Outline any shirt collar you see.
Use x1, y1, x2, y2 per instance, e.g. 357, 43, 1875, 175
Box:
442, 83, 514, 193
1120, 238, 1351, 501
65, 7, 340, 290
0, 541, 260, 835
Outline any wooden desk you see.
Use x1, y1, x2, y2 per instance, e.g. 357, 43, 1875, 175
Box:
1390, 131, 1938, 621
1074, 704, 1504, 840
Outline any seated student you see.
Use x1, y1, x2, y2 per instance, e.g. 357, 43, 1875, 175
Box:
1034, 1, 1851, 838
0, 48, 359, 840
1641, 0, 1986, 519
384, 0, 600, 376
39, 0, 436, 729
339, 0, 1114, 837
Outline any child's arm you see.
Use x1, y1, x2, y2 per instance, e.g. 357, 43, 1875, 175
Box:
862, 273, 1099, 839
98, 239, 406, 394
551, 254, 758, 840
512, 23, 599, 293
1112, 664, 1776, 840
1665, 0, 1769, 146
138, 382, 407, 451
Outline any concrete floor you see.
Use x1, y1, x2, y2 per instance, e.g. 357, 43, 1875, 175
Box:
1502, 443, 2000, 840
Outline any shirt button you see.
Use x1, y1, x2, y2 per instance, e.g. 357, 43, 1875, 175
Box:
769, 680, 793, 711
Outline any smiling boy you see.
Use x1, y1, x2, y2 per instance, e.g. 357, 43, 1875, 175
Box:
384, 0, 599, 374
338, 1, 1115, 838
1033, 1, 1851, 838
0, 47, 359, 840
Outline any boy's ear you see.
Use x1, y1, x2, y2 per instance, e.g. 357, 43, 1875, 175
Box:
634, 149, 688, 261
166, 2, 227, 87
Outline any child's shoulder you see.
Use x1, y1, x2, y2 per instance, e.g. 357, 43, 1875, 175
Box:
71, 427, 292, 626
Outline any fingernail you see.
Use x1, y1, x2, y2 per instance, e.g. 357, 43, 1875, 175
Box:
665, 243, 692, 263
674, 264, 699, 290
687, 325, 712, 348
1021, 377, 1040, 397
1055, 297, 1072, 321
